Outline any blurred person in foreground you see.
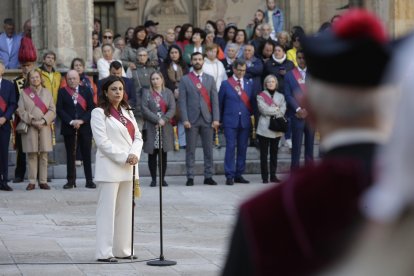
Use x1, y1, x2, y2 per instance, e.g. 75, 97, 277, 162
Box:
221, 9, 394, 276
319, 28, 414, 276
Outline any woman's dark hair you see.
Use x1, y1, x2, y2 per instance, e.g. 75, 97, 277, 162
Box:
223, 25, 238, 42
151, 34, 164, 43
291, 25, 305, 36
177, 23, 193, 42
98, 76, 130, 116
233, 29, 248, 44
164, 44, 187, 69
205, 20, 218, 34
274, 42, 287, 53
124, 27, 134, 43
70, 57, 85, 69
191, 27, 206, 43
130, 25, 148, 49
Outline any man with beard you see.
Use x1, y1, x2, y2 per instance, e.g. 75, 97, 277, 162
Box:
178, 52, 219, 186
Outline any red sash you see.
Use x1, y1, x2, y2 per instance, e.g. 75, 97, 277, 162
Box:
228, 78, 252, 113
188, 72, 212, 113
152, 91, 167, 114
24, 88, 48, 114
292, 67, 307, 93
259, 92, 274, 106
65, 87, 87, 111
151, 91, 177, 125
110, 106, 135, 141
0, 95, 7, 113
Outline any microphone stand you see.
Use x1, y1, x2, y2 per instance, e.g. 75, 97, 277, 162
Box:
147, 124, 176, 266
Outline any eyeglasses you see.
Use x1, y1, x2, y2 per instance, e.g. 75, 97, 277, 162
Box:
103, 35, 113, 39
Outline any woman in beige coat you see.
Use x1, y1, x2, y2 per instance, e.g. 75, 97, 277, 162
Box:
256, 74, 286, 183
17, 69, 56, 190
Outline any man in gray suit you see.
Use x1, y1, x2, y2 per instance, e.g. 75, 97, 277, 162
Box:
179, 52, 220, 186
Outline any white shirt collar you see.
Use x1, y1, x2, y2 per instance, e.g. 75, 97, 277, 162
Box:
320, 128, 387, 152
194, 46, 203, 53
232, 75, 243, 83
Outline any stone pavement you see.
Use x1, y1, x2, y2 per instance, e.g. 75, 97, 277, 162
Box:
0, 174, 281, 276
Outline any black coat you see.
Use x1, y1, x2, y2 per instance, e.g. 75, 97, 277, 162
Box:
263, 57, 295, 96
56, 85, 94, 136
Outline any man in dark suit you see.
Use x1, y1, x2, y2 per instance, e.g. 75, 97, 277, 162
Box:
219, 59, 255, 185
97, 61, 136, 108
179, 52, 220, 186
284, 50, 314, 169
57, 70, 95, 189
222, 9, 393, 275
0, 61, 17, 191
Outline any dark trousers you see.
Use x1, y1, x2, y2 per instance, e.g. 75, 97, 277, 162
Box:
291, 116, 315, 169
148, 149, 167, 181
14, 132, 26, 179
185, 116, 214, 179
224, 122, 250, 179
63, 133, 93, 183
258, 135, 281, 181
0, 127, 10, 183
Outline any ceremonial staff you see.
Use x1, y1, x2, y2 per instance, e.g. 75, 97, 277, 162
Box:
72, 92, 78, 187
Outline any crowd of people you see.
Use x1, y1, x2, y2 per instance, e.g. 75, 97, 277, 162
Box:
1, 2, 412, 273
0, 0, 344, 192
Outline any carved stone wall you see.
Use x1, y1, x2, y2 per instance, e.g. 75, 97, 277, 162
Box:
32, 0, 94, 68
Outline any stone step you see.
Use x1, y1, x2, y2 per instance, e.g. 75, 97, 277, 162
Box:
7, 145, 320, 179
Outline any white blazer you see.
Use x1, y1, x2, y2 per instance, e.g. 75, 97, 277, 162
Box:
91, 107, 143, 182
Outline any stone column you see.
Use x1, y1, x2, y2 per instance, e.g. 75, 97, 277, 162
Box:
32, 0, 94, 68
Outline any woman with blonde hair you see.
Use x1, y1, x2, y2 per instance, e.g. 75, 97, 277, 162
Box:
141, 71, 176, 187
17, 69, 56, 190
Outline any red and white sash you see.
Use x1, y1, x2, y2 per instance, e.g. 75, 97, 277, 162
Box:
24, 87, 48, 114
188, 72, 212, 113
228, 78, 252, 113
292, 67, 307, 93
65, 87, 87, 111
110, 106, 135, 141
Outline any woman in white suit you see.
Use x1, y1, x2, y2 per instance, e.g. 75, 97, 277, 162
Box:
91, 76, 143, 262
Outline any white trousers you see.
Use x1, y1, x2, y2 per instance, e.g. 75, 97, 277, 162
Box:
95, 181, 134, 259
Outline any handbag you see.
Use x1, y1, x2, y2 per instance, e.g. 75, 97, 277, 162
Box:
268, 116, 288, 132
16, 121, 28, 134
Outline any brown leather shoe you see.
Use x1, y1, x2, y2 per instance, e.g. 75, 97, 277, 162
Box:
39, 183, 51, 190
26, 183, 35, 191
